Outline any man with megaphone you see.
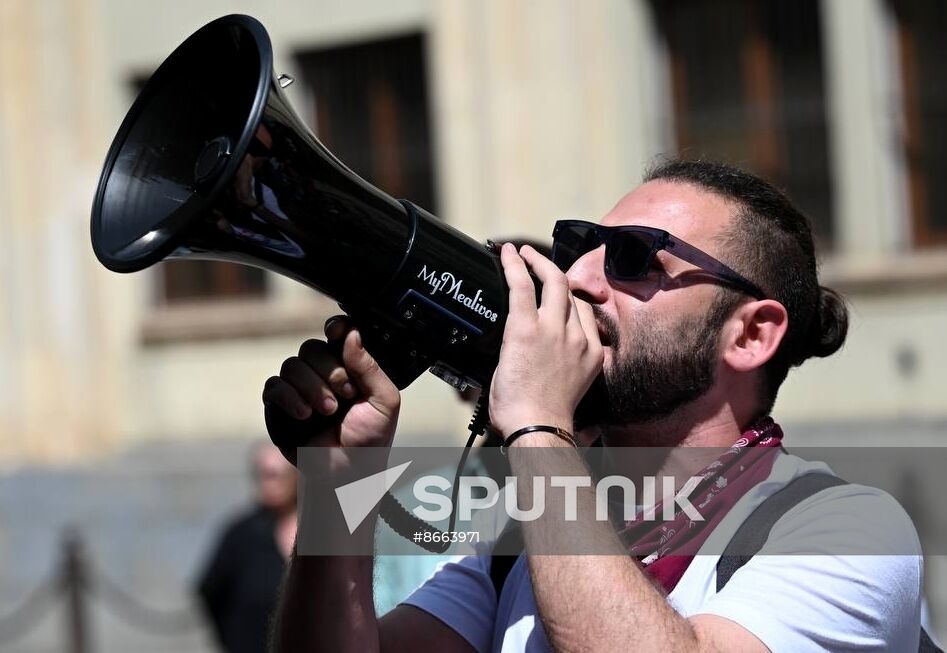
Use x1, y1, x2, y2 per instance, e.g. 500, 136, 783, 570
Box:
88, 15, 931, 652
265, 161, 928, 652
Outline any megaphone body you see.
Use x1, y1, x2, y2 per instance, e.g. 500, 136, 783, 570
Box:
92, 14, 513, 394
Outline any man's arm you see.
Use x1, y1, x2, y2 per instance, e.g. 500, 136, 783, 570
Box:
272, 553, 377, 652
273, 546, 479, 653
272, 486, 475, 653
265, 319, 476, 653
506, 433, 767, 653
380, 606, 479, 653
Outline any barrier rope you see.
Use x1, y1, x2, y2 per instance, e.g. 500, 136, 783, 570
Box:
0, 530, 206, 647
0, 574, 59, 647
90, 565, 203, 636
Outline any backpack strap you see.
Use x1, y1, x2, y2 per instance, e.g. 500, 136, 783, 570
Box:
716, 472, 848, 591
921, 628, 944, 653
715, 472, 943, 652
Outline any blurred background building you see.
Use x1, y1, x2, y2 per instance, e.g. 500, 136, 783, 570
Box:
0, 0, 945, 650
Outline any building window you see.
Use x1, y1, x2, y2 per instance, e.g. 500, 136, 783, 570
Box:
652, 0, 835, 245
160, 260, 266, 304
891, 0, 947, 247
297, 33, 437, 214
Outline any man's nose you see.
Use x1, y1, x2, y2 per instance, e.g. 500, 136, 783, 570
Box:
566, 247, 609, 304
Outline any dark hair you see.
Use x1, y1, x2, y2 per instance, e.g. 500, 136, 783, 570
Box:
643, 159, 848, 413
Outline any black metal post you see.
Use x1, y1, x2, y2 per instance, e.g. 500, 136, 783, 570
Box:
62, 529, 90, 653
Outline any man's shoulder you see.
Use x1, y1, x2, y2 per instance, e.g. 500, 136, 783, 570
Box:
679, 453, 922, 607
681, 457, 923, 651
762, 453, 922, 557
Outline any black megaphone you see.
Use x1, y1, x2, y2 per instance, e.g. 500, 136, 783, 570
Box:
90, 15, 528, 449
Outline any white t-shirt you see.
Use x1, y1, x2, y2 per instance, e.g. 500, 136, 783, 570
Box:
402, 452, 924, 652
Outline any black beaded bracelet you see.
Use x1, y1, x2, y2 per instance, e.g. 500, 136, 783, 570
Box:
500, 424, 577, 455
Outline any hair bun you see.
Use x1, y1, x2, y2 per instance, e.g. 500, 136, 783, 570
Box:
807, 286, 849, 359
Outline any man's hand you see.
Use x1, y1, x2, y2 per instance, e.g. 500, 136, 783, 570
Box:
488, 243, 603, 438
262, 316, 401, 466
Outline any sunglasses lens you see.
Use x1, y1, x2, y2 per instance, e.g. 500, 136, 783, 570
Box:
552, 223, 599, 272
607, 231, 656, 279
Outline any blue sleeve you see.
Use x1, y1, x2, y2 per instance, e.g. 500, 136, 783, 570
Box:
401, 555, 497, 653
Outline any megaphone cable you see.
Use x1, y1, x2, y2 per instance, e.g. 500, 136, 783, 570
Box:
378, 392, 489, 553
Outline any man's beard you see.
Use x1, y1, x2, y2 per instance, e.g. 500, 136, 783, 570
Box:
574, 294, 733, 431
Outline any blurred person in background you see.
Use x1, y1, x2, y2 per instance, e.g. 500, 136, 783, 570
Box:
196, 441, 297, 653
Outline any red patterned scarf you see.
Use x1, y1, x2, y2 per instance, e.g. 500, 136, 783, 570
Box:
617, 418, 784, 593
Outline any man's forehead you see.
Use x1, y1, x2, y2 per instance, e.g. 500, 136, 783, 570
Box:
600, 180, 736, 246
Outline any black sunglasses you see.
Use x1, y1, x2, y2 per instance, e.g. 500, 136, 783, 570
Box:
552, 219, 767, 300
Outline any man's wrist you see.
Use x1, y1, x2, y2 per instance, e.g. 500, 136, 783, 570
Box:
498, 413, 574, 441
504, 424, 576, 449
505, 429, 573, 450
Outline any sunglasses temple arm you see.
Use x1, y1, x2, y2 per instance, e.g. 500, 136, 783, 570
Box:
669, 238, 767, 300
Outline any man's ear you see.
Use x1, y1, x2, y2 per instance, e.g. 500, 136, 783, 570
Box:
721, 300, 788, 373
